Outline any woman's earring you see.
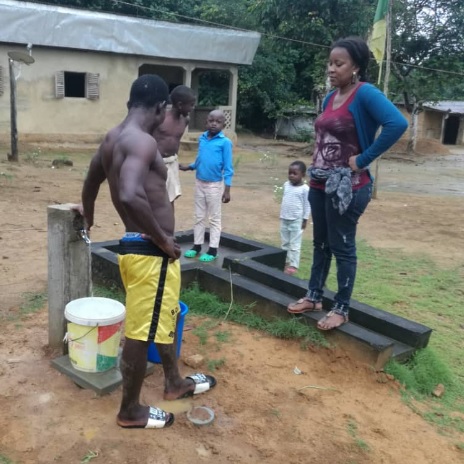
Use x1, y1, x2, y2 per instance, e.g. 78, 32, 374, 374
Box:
351, 71, 357, 84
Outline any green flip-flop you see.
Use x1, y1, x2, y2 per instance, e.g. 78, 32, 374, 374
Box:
184, 249, 199, 258
198, 253, 217, 263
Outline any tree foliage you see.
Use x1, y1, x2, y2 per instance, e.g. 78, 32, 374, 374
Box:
390, 0, 464, 110
20, 0, 464, 132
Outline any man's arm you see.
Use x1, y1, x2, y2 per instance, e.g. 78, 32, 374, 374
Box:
82, 150, 106, 230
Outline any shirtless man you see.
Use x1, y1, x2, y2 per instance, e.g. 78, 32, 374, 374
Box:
80, 75, 216, 430
153, 85, 196, 205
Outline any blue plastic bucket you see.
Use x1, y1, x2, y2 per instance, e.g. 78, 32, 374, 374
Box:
147, 301, 189, 363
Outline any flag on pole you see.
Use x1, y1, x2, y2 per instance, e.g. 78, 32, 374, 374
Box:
368, 0, 389, 84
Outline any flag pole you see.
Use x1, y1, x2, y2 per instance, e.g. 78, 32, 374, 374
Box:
372, 0, 392, 200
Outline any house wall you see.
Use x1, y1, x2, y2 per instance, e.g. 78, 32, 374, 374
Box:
0, 44, 139, 143
421, 110, 443, 141
397, 106, 464, 146
0, 44, 239, 144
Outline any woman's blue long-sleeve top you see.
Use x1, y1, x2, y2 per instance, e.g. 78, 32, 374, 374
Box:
323, 83, 408, 169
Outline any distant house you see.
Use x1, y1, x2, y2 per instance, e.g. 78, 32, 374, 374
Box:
275, 106, 317, 141
0, 0, 260, 144
397, 101, 464, 146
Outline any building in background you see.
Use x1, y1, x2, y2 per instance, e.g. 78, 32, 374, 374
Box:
0, 0, 260, 144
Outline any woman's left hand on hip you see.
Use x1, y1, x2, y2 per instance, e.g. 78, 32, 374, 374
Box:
349, 155, 360, 171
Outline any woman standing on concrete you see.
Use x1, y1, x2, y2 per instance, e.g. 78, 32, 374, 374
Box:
287, 36, 407, 330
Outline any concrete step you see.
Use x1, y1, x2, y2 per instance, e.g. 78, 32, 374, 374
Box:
91, 233, 430, 370
196, 266, 399, 371
224, 257, 432, 350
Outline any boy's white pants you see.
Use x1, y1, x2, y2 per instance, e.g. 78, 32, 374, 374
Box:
193, 179, 223, 249
280, 218, 303, 268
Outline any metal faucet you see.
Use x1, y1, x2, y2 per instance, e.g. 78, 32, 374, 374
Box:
77, 228, 91, 245
72, 212, 91, 245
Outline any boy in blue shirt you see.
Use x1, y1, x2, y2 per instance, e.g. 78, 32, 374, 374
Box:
180, 110, 234, 262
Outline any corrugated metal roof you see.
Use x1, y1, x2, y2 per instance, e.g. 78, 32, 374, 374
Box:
423, 101, 464, 114
0, 0, 261, 65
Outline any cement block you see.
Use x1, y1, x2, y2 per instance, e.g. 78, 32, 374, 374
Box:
51, 355, 156, 396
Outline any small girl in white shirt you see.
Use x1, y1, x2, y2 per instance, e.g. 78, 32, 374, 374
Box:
280, 161, 311, 275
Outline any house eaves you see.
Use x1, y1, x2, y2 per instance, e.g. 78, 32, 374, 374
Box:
423, 101, 464, 115
0, 0, 261, 65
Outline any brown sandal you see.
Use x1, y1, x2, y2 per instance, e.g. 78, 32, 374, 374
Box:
287, 298, 323, 314
317, 311, 349, 331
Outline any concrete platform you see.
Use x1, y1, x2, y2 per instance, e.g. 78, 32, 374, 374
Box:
90, 230, 433, 370
51, 354, 156, 396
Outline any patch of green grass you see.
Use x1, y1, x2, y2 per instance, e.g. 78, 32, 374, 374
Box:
80, 450, 99, 463
20, 292, 47, 315
214, 330, 231, 343
193, 324, 209, 345
0, 455, 14, 464
24, 150, 40, 164
181, 283, 328, 348
93, 284, 125, 304
346, 418, 370, 452
0, 171, 14, 181
354, 439, 370, 452
207, 357, 225, 372
385, 348, 453, 396
298, 237, 464, 434
259, 151, 279, 169
422, 410, 464, 433
233, 155, 242, 171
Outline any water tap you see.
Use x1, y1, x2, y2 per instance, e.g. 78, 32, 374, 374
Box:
73, 211, 91, 245
77, 228, 92, 245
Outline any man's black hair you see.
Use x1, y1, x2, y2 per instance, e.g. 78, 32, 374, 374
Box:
331, 36, 370, 82
290, 160, 307, 174
170, 85, 196, 105
128, 74, 169, 110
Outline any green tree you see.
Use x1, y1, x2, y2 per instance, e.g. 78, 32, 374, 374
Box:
238, 0, 376, 130
390, 0, 464, 152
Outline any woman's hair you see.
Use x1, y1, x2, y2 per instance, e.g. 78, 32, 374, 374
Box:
331, 36, 370, 82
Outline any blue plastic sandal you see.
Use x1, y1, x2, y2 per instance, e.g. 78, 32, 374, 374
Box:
184, 249, 199, 258
198, 253, 217, 263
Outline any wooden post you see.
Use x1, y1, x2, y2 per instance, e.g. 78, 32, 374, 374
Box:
372, 0, 393, 200
8, 58, 18, 162
47, 204, 92, 352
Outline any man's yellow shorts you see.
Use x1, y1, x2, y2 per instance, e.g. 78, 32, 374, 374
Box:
118, 238, 180, 344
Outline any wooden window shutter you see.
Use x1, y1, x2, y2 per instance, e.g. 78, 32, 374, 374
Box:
85, 73, 100, 100
55, 71, 65, 98
0, 66, 3, 96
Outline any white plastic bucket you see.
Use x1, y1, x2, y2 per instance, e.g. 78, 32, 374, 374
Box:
65, 297, 126, 373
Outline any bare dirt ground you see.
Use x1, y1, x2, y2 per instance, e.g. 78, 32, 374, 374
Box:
0, 136, 463, 464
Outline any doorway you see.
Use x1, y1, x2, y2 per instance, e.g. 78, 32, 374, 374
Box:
443, 114, 460, 145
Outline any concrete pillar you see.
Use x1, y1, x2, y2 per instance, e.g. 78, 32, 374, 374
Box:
228, 67, 238, 132
183, 65, 193, 88
183, 65, 195, 132
191, 70, 201, 131
47, 204, 92, 352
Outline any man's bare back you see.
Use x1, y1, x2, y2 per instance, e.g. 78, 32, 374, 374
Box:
82, 107, 179, 259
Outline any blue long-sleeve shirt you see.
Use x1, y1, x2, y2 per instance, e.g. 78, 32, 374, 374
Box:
188, 131, 234, 186
323, 83, 408, 170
